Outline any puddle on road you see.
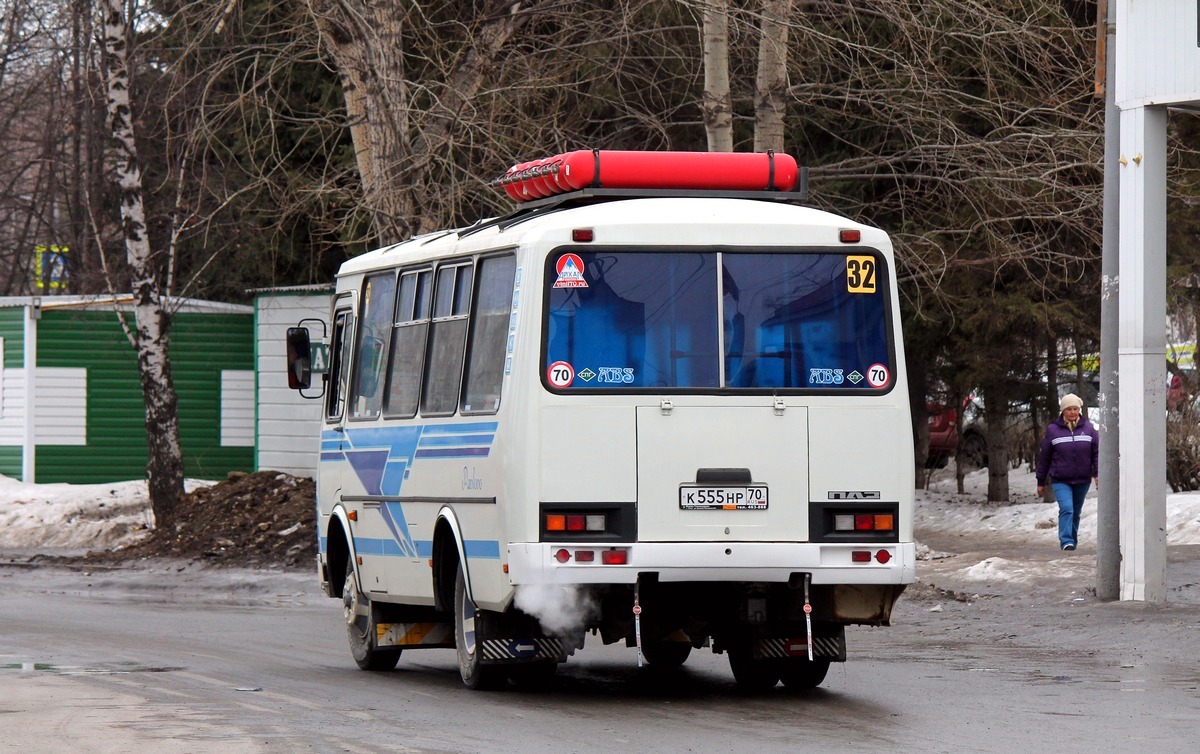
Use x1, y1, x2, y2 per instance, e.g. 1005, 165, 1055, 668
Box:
1, 660, 184, 675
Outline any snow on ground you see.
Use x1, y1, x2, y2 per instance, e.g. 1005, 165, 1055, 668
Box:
1, 466, 1199, 572
918, 465, 1200, 547
917, 465, 1200, 592
0, 476, 212, 554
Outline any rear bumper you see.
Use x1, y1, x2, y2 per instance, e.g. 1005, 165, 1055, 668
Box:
507, 541, 916, 585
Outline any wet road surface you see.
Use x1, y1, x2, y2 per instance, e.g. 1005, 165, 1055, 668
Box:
2, 558, 1199, 753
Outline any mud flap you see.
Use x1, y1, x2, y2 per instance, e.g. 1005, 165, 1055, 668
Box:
478, 637, 569, 663
754, 627, 847, 662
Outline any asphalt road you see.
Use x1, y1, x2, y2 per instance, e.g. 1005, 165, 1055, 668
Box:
2, 556, 1199, 753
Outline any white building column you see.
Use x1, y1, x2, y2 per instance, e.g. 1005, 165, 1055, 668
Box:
22, 302, 37, 483
1117, 104, 1167, 602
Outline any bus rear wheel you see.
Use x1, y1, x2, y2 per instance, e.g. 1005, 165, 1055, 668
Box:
728, 648, 779, 691
779, 658, 831, 689
343, 555, 401, 671
641, 640, 692, 668
454, 562, 506, 690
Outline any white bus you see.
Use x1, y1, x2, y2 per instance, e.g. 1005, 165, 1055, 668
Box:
287, 151, 916, 691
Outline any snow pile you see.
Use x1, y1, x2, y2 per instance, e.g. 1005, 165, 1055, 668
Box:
0, 476, 211, 553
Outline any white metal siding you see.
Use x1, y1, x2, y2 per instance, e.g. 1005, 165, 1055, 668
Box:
220, 369, 255, 447
255, 293, 329, 476
1115, 0, 1200, 108
0, 367, 24, 446
34, 368, 87, 445
0, 363, 88, 453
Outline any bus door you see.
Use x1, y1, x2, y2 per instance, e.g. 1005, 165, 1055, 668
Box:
319, 297, 356, 571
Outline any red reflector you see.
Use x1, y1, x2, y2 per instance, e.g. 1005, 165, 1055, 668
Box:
851, 550, 871, 563
601, 549, 627, 565
876, 549, 892, 564
572, 228, 594, 242
839, 229, 862, 243
554, 548, 571, 563
566, 515, 586, 531
854, 514, 873, 531
574, 550, 595, 562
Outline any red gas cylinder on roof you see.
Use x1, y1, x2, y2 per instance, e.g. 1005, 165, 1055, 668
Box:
494, 150, 799, 202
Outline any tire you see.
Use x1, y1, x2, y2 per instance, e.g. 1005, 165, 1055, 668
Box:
641, 640, 692, 668
454, 562, 506, 690
343, 555, 401, 671
779, 658, 831, 690
728, 647, 779, 691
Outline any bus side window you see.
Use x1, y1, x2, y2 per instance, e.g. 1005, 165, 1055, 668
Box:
421, 262, 473, 416
349, 272, 397, 419
383, 269, 432, 418
462, 254, 516, 414
325, 309, 354, 421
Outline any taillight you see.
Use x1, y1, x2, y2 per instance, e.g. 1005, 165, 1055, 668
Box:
544, 511, 607, 534
601, 548, 628, 565
551, 547, 625, 565
851, 549, 893, 565
834, 512, 895, 533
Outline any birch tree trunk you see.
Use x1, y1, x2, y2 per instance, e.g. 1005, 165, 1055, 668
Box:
699, 0, 733, 152
753, 0, 790, 153
308, 0, 547, 242
99, 0, 185, 527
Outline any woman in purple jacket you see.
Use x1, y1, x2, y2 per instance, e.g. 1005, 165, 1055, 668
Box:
1036, 393, 1100, 551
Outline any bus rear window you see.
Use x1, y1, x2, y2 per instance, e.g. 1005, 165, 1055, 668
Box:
543, 249, 892, 391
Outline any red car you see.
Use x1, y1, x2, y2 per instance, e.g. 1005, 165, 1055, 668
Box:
925, 404, 957, 468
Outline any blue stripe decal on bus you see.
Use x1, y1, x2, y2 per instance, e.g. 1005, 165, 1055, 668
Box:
420, 422, 500, 435
463, 540, 502, 559
321, 423, 501, 557
414, 447, 491, 458
319, 422, 498, 497
417, 434, 496, 447
352, 537, 500, 560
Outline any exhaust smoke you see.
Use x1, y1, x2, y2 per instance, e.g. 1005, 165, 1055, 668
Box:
514, 584, 599, 637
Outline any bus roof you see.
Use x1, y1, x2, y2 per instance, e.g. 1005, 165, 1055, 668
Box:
338, 193, 888, 278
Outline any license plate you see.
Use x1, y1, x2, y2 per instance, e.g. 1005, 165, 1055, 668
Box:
679, 486, 768, 510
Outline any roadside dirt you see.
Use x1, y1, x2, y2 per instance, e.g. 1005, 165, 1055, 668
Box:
76, 471, 316, 571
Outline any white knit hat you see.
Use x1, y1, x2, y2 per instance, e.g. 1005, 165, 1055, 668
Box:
1059, 393, 1083, 411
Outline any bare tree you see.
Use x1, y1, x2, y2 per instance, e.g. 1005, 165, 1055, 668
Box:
752, 0, 789, 152
698, 0, 732, 151
306, 0, 562, 242
98, 0, 184, 524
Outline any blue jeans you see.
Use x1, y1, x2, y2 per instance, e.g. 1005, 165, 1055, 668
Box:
1051, 481, 1090, 548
